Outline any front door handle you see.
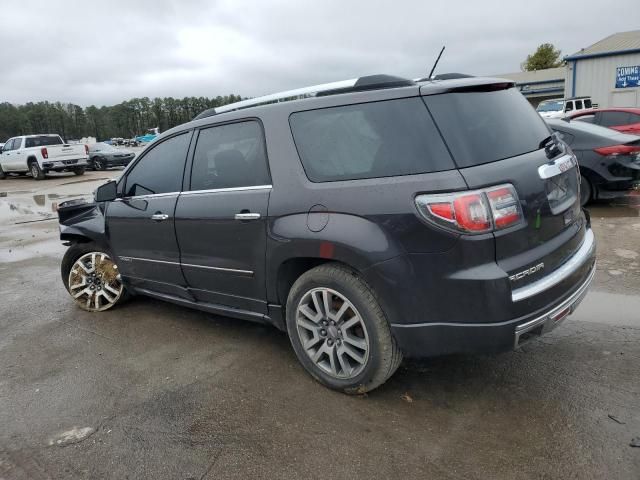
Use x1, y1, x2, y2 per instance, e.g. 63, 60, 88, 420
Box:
234, 212, 261, 221
151, 213, 169, 221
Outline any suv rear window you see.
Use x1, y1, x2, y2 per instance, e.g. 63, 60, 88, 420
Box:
25, 136, 63, 148
423, 88, 550, 168
289, 97, 454, 182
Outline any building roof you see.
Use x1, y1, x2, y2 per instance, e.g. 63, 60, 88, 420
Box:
495, 67, 565, 84
565, 30, 640, 60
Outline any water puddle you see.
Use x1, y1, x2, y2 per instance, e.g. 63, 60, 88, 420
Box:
0, 192, 91, 224
574, 290, 640, 327
587, 191, 640, 218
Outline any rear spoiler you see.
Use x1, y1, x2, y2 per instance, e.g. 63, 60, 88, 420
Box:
419, 77, 515, 96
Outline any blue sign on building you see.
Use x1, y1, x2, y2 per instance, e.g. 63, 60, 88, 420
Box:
616, 65, 640, 89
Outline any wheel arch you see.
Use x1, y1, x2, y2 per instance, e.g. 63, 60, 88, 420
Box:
274, 257, 359, 309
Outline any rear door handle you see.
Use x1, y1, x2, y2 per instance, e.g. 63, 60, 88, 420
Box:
151, 213, 169, 221
234, 212, 261, 221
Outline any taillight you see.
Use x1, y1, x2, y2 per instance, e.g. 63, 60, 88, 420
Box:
485, 186, 522, 229
594, 144, 640, 157
41, 147, 48, 159
84, 144, 89, 155
415, 184, 523, 234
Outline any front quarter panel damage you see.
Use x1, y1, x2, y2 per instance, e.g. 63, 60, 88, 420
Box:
57, 199, 108, 248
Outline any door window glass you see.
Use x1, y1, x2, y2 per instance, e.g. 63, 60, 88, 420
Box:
574, 114, 595, 124
599, 111, 631, 127
190, 121, 270, 190
3, 139, 15, 151
565, 102, 574, 112
124, 132, 190, 196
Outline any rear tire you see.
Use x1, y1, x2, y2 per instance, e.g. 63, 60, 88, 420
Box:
0, 165, 5, 179
29, 161, 45, 180
93, 157, 106, 171
285, 263, 402, 394
580, 177, 593, 206
73, 167, 86, 176
61, 242, 128, 312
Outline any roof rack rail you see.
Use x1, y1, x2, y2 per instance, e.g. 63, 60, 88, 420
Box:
195, 74, 415, 118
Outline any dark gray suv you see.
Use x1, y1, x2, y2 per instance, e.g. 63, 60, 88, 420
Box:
57, 75, 596, 393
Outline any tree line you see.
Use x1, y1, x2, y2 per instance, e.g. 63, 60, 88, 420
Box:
0, 95, 243, 142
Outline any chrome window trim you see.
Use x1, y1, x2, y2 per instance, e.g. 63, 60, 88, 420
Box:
181, 185, 273, 196
114, 191, 181, 202
119, 256, 253, 276
511, 228, 595, 302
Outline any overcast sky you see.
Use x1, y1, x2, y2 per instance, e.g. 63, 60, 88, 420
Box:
1, 0, 639, 106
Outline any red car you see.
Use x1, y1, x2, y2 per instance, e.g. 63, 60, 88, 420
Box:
568, 108, 640, 135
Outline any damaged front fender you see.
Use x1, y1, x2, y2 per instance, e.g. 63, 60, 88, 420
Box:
57, 199, 108, 248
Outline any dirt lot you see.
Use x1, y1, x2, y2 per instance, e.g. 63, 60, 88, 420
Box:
0, 172, 639, 479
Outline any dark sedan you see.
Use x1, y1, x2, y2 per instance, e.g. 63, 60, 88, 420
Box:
547, 118, 640, 205
88, 143, 135, 170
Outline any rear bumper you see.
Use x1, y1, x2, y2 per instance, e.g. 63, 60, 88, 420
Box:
391, 261, 595, 357
43, 159, 88, 170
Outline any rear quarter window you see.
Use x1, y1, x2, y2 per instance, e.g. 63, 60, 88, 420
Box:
289, 97, 454, 182
423, 87, 550, 168
25, 136, 63, 148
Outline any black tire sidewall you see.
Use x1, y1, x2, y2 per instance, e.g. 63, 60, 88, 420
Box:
580, 177, 592, 206
285, 266, 391, 392
30, 162, 44, 180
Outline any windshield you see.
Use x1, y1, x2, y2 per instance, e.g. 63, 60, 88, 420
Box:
536, 101, 564, 112
24, 136, 63, 148
90, 142, 116, 152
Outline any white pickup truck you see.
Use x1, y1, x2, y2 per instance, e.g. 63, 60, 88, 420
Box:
0, 134, 89, 180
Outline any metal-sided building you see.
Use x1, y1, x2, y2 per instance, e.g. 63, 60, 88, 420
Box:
565, 30, 640, 108
495, 67, 565, 107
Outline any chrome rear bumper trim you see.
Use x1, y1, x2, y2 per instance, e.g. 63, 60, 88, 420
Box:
511, 228, 595, 302
514, 261, 595, 348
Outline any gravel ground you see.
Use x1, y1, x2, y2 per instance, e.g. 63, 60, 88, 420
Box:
0, 173, 638, 479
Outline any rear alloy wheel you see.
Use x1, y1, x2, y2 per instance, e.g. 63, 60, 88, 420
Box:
30, 161, 45, 180
63, 247, 125, 312
296, 287, 370, 379
286, 263, 402, 394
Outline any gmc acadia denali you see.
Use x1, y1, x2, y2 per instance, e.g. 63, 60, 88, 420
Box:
57, 75, 596, 393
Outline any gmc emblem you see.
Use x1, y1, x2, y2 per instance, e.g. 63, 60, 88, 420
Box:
509, 263, 545, 282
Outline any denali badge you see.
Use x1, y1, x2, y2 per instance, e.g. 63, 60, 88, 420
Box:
509, 263, 544, 282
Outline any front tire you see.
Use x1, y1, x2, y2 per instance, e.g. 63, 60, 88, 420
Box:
61, 242, 127, 312
286, 263, 402, 394
0, 165, 5, 179
580, 176, 593, 206
29, 161, 45, 180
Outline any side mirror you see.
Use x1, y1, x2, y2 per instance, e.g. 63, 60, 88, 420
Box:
95, 180, 117, 202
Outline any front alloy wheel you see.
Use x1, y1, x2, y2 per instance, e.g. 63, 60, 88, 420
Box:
68, 252, 123, 311
296, 287, 370, 379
